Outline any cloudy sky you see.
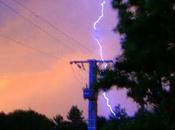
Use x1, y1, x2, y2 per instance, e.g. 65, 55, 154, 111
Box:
0, 0, 137, 118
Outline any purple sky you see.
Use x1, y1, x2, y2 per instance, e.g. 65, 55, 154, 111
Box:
0, 0, 137, 118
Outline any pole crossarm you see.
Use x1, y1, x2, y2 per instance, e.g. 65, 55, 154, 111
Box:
70, 59, 113, 64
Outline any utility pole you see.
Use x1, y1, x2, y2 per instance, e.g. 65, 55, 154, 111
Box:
70, 59, 113, 130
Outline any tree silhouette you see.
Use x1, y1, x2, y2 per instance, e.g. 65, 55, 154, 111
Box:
97, 116, 107, 130
54, 114, 64, 125
0, 112, 8, 130
67, 106, 84, 123
53, 106, 87, 130
99, 106, 130, 130
97, 0, 175, 129
0, 110, 54, 130
67, 106, 87, 130
53, 114, 64, 130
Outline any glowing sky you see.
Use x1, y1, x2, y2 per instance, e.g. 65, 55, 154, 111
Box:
0, 0, 137, 118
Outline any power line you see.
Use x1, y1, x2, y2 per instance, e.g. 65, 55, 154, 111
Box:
0, 34, 62, 60
71, 63, 88, 83
11, 0, 93, 53
70, 64, 85, 85
0, 0, 78, 53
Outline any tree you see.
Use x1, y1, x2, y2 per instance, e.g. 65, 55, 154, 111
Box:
53, 114, 64, 130
100, 105, 130, 130
0, 110, 54, 130
67, 106, 87, 130
97, 116, 107, 130
67, 106, 84, 123
53, 106, 87, 130
109, 105, 127, 120
97, 0, 175, 129
0, 112, 8, 130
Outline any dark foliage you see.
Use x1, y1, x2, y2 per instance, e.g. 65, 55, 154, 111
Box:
0, 106, 87, 130
54, 106, 87, 130
96, 0, 175, 130
0, 110, 54, 130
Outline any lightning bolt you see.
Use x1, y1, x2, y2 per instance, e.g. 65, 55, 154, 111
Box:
93, 0, 116, 116
103, 92, 116, 116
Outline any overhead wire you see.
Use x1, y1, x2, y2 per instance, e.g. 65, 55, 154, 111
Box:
11, 0, 93, 53
76, 63, 88, 82
70, 63, 88, 85
0, 0, 91, 85
0, 34, 62, 60
70, 64, 85, 85
0, 0, 80, 53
